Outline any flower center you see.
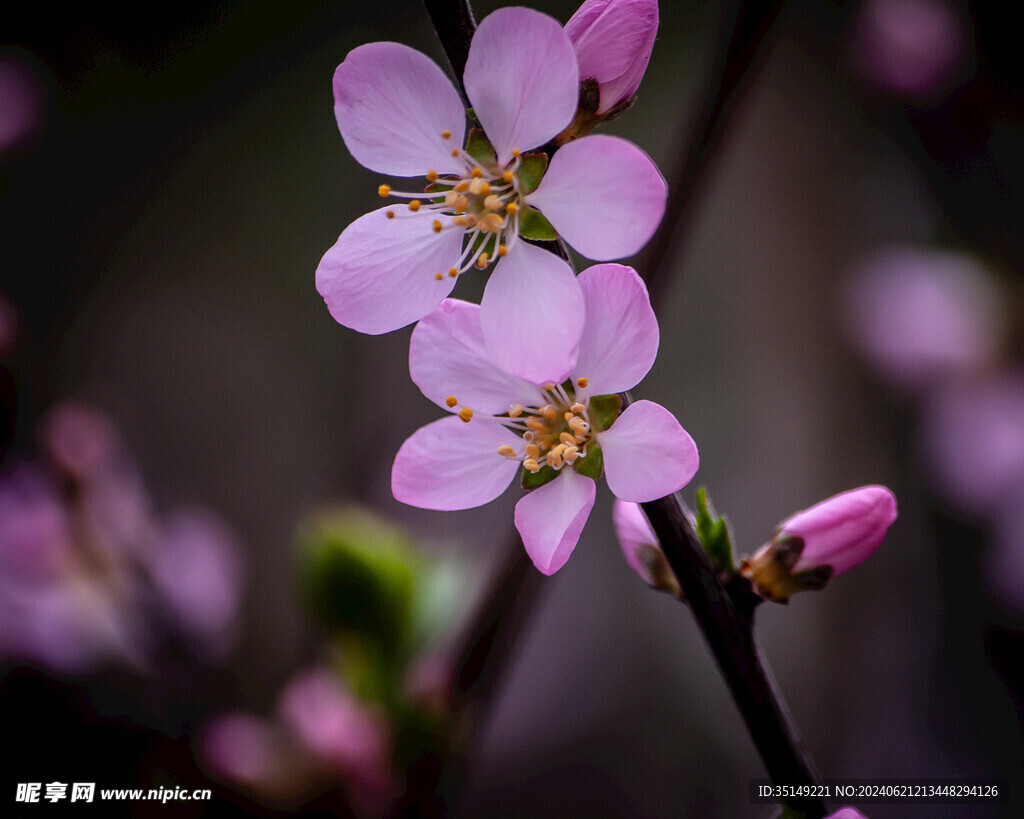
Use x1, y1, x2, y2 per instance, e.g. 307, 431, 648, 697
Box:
376, 131, 524, 280
448, 378, 595, 474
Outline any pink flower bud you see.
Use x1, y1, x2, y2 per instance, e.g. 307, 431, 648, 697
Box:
612, 500, 682, 598
742, 486, 897, 602
565, 0, 659, 114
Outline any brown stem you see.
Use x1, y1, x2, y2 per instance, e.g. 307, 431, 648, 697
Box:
422, 0, 477, 100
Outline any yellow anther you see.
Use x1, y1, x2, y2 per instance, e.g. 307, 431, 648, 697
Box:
408, 200, 421, 212
505, 202, 519, 215
576, 377, 589, 388
546, 450, 563, 469
498, 244, 507, 257
432, 219, 443, 233
512, 148, 521, 157
497, 445, 517, 457
571, 403, 586, 414
541, 405, 558, 420
484, 194, 502, 211
525, 443, 540, 460
526, 417, 548, 434
385, 210, 395, 219
559, 432, 576, 445
452, 215, 474, 228
451, 148, 460, 157
564, 446, 579, 461
434, 273, 443, 280
569, 417, 588, 432
482, 213, 504, 232
448, 267, 459, 278
472, 167, 483, 178
446, 396, 458, 408
454, 195, 468, 212
523, 458, 541, 473
441, 129, 452, 139
469, 178, 488, 195
509, 404, 523, 418
458, 407, 474, 423
564, 411, 574, 421
378, 184, 391, 197
503, 170, 514, 183
475, 253, 490, 269
541, 383, 556, 391
455, 181, 469, 193
426, 169, 439, 182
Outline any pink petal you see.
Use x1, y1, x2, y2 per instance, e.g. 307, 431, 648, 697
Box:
514, 468, 596, 575
410, 299, 546, 413
316, 207, 463, 334
480, 241, 584, 385
599, 400, 699, 502
528, 134, 666, 260
392, 416, 522, 511
565, 0, 659, 114
464, 7, 579, 166
572, 264, 658, 395
612, 499, 657, 577
333, 42, 466, 177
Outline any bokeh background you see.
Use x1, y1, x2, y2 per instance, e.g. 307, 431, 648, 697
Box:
2, 0, 1022, 815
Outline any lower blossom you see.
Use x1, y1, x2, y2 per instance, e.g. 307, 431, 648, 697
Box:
392, 263, 698, 574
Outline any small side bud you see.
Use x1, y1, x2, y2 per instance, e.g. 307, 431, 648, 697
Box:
564, 0, 659, 115
741, 485, 897, 603
612, 500, 683, 599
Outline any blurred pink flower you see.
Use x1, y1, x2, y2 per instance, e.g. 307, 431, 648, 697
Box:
612, 499, 682, 597
392, 263, 698, 575
985, 489, 1024, 618
41, 400, 124, 481
921, 372, 1024, 515
826, 809, 868, 819
842, 246, 1007, 391
317, 7, 665, 382
0, 293, 17, 356
565, 0, 659, 114
0, 48, 49, 156
743, 486, 897, 602
849, 0, 967, 99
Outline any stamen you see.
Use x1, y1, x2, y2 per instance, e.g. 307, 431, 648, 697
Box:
484, 195, 502, 211
434, 273, 443, 280
446, 396, 458, 408
541, 405, 558, 421
385, 210, 395, 219
448, 267, 459, 278
475, 252, 490, 269
506, 202, 519, 215
454, 181, 469, 193
481, 213, 504, 232
408, 200, 421, 212
458, 407, 474, 423
471, 168, 483, 178
571, 403, 586, 414
559, 432, 576, 445
509, 404, 523, 417
541, 383, 556, 391
432, 219, 443, 233
525, 443, 540, 459
378, 184, 391, 197
503, 171, 515, 183
496, 445, 517, 457
523, 459, 541, 473
512, 148, 521, 158
498, 244, 507, 257
564, 446, 579, 462
526, 417, 548, 434
576, 377, 589, 389
441, 130, 452, 139
451, 148, 460, 157
426, 170, 438, 182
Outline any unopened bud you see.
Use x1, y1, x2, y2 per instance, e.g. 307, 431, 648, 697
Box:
612, 500, 682, 599
741, 485, 897, 603
565, 0, 659, 115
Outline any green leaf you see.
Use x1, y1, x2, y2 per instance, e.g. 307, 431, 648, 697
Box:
518, 206, 558, 241
522, 463, 559, 490
465, 127, 496, 166
574, 441, 604, 480
588, 394, 622, 432
695, 487, 736, 575
515, 152, 548, 194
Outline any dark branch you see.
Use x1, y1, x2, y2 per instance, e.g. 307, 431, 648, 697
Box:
423, 0, 477, 99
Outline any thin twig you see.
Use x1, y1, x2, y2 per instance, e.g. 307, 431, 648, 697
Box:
423, 0, 477, 100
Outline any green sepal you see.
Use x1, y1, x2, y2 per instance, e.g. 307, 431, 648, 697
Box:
515, 152, 548, 194
793, 564, 833, 592
518, 206, 558, 241
588, 393, 622, 432
573, 441, 604, 480
465, 127, 496, 166
425, 182, 451, 194
522, 463, 559, 491
695, 487, 736, 575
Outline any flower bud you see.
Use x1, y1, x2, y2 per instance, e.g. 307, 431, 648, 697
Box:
826, 809, 868, 819
565, 0, 659, 115
741, 486, 897, 602
612, 500, 682, 599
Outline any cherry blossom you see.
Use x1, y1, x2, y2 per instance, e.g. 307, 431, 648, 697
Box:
316, 6, 666, 382
391, 263, 698, 575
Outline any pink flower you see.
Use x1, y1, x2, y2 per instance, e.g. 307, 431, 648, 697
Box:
825, 809, 868, 819
612, 499, 682, 597
565, 0, 659, 114
317, 7, 666, 382
742, 486, 897, 602
392, 263, 698, 575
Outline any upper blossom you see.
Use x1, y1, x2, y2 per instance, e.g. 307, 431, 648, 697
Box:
316, 6, 667, 384
565, 0, 659, 114
391, 263, 698, 575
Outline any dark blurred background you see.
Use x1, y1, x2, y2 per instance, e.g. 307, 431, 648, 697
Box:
2, 0, 1023, 816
